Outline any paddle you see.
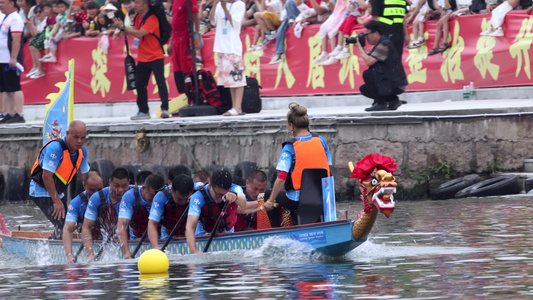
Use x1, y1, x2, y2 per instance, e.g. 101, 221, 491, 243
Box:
71, 244, 84, 263
160, 203, 190, 252
95, 230, 117, 261
203, 201, 229, 253
131, 229, 148, 259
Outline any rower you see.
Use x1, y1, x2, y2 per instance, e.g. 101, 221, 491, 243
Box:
63, 170, 103, 264
264, 103, 332, 224
185, 170, 251, 254
234, 170, 268, 231
193, 169, 210, 185
29, 120, 90, 240
82, 167, 131, 262
117, 174, 165, 259
147, 174, 194, 249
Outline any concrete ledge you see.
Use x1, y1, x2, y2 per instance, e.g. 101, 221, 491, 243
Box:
19, 86, 533, 122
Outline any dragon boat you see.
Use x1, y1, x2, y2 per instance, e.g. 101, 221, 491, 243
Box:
0, 154, 397, 265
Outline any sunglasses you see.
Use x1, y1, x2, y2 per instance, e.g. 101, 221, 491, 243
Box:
35, 10, 42, 13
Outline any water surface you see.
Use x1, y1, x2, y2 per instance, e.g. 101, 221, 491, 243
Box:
1, 196, 533, 299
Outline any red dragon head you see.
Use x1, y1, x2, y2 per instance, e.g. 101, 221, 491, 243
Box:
351, 154, 397, 218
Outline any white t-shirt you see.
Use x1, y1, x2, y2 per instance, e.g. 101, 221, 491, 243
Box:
212, 0, 246, 56
266, 0, 283, 13
0, 11, 24, 63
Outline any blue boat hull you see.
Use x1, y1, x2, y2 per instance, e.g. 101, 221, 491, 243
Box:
0, 220, 363, 264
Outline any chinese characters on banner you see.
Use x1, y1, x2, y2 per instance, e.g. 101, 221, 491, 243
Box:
21, 12, 533, 105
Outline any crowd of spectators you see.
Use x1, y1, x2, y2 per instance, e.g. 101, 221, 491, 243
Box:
9, 0, 533, 117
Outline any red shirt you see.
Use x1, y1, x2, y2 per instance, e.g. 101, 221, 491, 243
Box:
171, 0, 199, 43
135, 14, 164, 62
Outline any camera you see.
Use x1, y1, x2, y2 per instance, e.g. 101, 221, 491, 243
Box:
345, 32, 367, 47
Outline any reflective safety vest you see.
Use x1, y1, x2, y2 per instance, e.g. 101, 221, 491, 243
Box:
30, 138, 83, 194
199, 188, 238, 233
378, 0, 406, 25
283, 133, 330, 191
78, 190, 118, 240
161, 189, 188, 236
130, 186, 155, 237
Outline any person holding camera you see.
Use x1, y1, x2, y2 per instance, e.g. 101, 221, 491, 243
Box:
350, 20, 407, 112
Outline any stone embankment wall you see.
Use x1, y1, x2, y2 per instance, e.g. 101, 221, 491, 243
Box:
1, 113, 532, 200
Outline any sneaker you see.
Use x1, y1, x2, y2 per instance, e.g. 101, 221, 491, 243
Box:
29, 70, 46, 79
160, 110, 169, 118
313, 52, 328, 64
388, 99, 402, 110
6, 113, 25, 123
335, 48, 351, 60
288, 18, 295, 25
329, 45, 342, 58
489, 27, 504, 37
42, 56, 57, 63
27, 68, 38, 77
0, 114, 10, 123
323, 56, 338, 65
480, 27, 495, 36
39, 54, 52, 61
247, 45, 258, 52
365, 103, 389, 112
294, 22, 304, 38
196, 57, 204, 67
265, 30, 277, 41
269, 54, 283, 65
131, 112, 151, 120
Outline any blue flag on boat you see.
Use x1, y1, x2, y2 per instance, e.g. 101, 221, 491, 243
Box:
322, 176, 336, 222
42, 59, 75, 145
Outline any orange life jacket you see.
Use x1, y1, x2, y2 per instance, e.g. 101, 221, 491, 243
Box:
256, 200, 293, 229
283, 133, 330, 191
30, 138, 83, 194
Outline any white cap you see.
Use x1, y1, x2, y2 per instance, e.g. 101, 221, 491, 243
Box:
103, 3, 118, 11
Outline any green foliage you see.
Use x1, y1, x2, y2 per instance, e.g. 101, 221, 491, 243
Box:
484, 158, 502, 174
428, 161, 456, 180
401, 161, 457, 181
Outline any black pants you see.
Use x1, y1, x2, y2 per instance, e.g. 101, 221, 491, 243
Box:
136, 58, 169, 113
360, 68, 404, 105
265, 189, 299, 227
381, 23, 405, 60
31, 196, 66, 239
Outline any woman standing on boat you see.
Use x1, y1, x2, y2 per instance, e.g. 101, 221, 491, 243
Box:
264, 103, 332, 220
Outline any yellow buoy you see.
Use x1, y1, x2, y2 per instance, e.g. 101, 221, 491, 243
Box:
138, 249, 169, 274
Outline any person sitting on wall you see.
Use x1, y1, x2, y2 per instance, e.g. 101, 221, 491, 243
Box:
63, 170, 103, 264
117, 174, 165, 259
147, 174, 195, 249
82, 167, 131, 262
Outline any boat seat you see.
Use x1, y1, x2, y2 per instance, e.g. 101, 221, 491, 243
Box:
297, 168, 328, 225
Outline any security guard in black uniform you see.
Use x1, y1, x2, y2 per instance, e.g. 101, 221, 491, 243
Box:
369, 0, 408, 60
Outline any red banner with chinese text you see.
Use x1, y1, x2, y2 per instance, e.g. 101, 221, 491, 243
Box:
21, 12, 533, 105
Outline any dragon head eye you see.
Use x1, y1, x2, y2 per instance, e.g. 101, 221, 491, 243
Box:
370, 174, 379, 186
